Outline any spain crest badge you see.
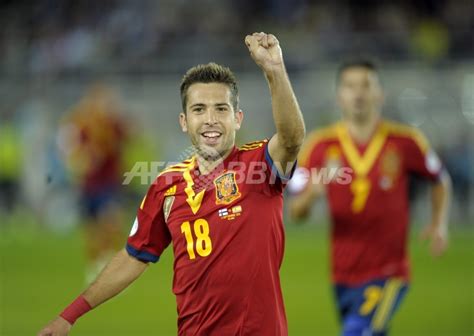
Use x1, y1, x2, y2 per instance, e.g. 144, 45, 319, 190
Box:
379, 146, 401, 190
214, 171, 241, 205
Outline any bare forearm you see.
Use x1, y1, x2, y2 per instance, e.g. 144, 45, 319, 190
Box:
265, 66, 305, 151
83, 249, 148, 308
245, 32, 305, 173
431, 171, 451, 232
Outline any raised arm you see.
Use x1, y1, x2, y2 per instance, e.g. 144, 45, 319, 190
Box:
245, 32, 305, 176
38, 249, 148, 336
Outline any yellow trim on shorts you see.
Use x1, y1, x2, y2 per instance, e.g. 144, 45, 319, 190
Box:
372, 278, 403, 331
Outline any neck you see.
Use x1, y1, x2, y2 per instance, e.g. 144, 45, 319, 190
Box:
344, 116, 380, 144
195, 146, 234, 175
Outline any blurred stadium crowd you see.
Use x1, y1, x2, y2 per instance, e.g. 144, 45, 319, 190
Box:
0, 0, 473, 230
1, 0, 474, 74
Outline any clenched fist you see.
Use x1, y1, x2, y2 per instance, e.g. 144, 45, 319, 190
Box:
245, 32, 284, 73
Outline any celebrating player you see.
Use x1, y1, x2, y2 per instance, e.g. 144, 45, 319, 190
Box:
38, 32, 305, 336
289, 60, 451, 336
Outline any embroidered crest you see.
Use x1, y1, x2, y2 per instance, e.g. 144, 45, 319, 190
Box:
379, 146, 401, 190
324, 145, 342, 170
323, 145, 344, 183
214, 172, 241, 205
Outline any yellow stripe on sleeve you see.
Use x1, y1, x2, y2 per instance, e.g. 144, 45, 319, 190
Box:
384, 120, 430, 154
239, 139, 267, 151
298, 123, 339, 167
140, 195, 147, 210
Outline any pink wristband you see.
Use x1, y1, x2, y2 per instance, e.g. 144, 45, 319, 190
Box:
60, 295, 92, 325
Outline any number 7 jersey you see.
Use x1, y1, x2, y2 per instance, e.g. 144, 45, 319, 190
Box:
127, 140, 292, 336
297, 120, 443, 286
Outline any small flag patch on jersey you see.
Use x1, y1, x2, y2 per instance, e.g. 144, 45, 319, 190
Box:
218, 208, 229, 217
231, 205, 242, 214
218, 205, 243, 220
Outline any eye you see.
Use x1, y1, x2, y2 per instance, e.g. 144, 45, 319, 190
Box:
192, 107, 204, 113
217, 106, 228, 112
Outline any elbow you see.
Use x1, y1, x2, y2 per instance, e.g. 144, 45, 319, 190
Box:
280, 126, 306, 154
433, 169, 452, 198
285, 142, 303, 157
439, 169, 452, 191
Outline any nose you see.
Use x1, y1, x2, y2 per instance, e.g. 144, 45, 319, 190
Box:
204, 110, 218, 125
354, 84, 370, 97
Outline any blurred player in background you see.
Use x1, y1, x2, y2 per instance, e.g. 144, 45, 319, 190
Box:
289, 60, 451, 336
58, 84, 129, 283
38, 32, 305, 336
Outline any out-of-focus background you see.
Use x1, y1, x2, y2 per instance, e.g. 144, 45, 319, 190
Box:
0, 0, 472, 335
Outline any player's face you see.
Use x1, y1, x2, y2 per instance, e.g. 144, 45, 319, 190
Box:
179, 83, 243, 161
337, 67, 383, 124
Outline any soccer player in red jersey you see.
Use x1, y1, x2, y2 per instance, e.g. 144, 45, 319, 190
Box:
289, 60, 451, 336
38, 32, 305, 336
59, 84, 129, 283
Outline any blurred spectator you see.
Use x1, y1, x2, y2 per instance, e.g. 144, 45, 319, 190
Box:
411, 18, 450, 63
0, 110, 22, 220
0, 0, 473, 74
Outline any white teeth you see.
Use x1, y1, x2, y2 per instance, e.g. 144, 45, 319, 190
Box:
202, 132, 221, 138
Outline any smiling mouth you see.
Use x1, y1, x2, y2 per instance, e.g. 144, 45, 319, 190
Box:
201, 131, 222, 138
200, 131, 223, 146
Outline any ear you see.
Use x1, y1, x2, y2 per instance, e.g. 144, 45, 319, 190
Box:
234, 110, 244, 130
179, 112, 187, 132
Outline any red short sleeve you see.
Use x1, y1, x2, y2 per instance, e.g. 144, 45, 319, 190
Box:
126, 178, 172, 262
403, 130, 442, 181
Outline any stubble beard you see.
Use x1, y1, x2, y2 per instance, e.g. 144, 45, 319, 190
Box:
192, 136, 232, 163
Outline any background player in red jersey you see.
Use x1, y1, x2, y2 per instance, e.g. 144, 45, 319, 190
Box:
289, 60, 451, 336
38, 32, 305, 336
59, 84, 128, 283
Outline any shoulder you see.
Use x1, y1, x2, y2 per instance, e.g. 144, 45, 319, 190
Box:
152, 158, 194, 190
236, 139, 269, 161
299, 122, 340, 166
383, 119, 429, 153
307, 122, 340, 143
238, 139, 268, 152
158, 158, 194, 176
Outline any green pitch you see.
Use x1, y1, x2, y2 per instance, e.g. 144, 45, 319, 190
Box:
0, 220, 472, 335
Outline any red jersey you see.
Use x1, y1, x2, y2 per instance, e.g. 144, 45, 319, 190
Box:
127, 140, 289, 335
62, 91, 128, 194
78, 113, 126, 194
298, 120, 442, 286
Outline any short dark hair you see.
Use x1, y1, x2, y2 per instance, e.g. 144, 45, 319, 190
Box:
180, 62, 239, 112
336, 59, 378, 83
